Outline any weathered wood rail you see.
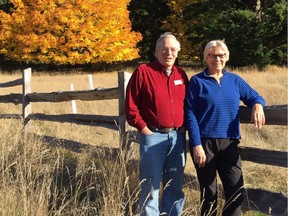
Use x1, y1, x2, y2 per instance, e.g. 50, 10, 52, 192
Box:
27, 87, 119, 102
0, 69, 287, 215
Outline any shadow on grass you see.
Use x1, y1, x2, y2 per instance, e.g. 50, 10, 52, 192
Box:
31, 132, 139, 215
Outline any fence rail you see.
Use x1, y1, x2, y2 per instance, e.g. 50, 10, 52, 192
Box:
27, 87, 119, 102
0, 68, 287, 215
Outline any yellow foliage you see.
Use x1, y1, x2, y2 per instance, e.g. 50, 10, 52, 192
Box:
0, 0, 142, 65
163, 0, 200, 61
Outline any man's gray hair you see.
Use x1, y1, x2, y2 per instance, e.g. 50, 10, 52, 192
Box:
154, 32, 181, 57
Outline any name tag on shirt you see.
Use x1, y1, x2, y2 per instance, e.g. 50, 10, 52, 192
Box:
174, 80, 183, 85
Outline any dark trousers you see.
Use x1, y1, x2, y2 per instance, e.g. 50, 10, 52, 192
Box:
193, 138, 244, 216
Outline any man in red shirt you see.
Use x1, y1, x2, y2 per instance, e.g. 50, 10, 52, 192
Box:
125, 32, 188, 216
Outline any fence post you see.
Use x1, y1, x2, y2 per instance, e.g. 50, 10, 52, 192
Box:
70, 84, 77, 114
118, 71, 132, 148
22, 68, 32, 128
88, 74, 94, 90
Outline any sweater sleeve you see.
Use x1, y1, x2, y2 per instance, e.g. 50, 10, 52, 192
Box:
185, 76, 202, 149
236, 75, 266, 108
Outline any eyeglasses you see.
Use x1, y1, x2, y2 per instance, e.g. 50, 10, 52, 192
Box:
208, 54, 226, 60
162, 47, 179, 54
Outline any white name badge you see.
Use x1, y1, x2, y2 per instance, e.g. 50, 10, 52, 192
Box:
174, 80, 183, 85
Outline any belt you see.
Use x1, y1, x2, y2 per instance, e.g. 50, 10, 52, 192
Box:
148, 127, 179, 133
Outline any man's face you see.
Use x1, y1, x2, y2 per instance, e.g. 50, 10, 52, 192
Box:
156, 37, 179, 69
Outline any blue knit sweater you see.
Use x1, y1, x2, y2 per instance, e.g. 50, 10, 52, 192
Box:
185, 68, 266, 148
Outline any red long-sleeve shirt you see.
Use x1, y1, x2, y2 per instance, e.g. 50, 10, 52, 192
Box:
125, 60, 188, 132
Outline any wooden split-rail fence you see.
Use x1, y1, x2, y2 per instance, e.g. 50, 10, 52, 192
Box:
0, 68, 287, 215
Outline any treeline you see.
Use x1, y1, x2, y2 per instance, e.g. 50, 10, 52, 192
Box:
129, 0, 287, 68
0, 0, 286, 69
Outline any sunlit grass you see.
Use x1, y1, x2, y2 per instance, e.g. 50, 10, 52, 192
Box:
0, 65, 287, 215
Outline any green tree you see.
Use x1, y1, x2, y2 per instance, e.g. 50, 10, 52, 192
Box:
128, 0, 170, 61
162, 0, 195, 62
260, 0, 287, 66
202, 0, 287, 68
164, 0, 287, 68
0, 0, 11, 14
0, 0, 142, 65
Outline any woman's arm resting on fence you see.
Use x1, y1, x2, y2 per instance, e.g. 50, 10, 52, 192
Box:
251, 103, 265, 128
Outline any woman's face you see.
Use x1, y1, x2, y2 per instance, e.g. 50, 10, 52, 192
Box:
206, 46, 227, 73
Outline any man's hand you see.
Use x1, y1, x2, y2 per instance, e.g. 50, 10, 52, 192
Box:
251, 103, 265, 128
193, 145, 206, 168
140, 126, 153, 135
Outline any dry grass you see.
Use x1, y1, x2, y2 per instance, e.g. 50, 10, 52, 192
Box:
0, 118, 140, 215
0, 65, 287, 215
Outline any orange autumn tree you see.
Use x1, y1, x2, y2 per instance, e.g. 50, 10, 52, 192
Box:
0, 0, 142, 65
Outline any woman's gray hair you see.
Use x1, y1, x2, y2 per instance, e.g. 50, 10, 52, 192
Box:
154, 32, 181, 57
204, 40, 230, 61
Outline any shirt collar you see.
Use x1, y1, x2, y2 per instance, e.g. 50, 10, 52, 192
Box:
203, 68, 228, 77
153, 60, 175, 74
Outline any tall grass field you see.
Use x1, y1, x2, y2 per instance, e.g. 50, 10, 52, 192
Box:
0, 65, 287, 215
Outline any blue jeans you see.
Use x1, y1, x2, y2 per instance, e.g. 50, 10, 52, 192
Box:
139, 130, 186, 216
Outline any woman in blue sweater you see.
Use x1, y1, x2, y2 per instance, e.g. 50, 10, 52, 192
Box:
185, 40, 266, 216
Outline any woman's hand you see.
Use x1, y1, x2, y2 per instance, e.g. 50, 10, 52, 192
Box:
251, 103, 265, 128
193, 145, 206, 168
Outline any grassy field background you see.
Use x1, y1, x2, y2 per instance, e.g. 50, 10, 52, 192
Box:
0, 65, 287, 215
